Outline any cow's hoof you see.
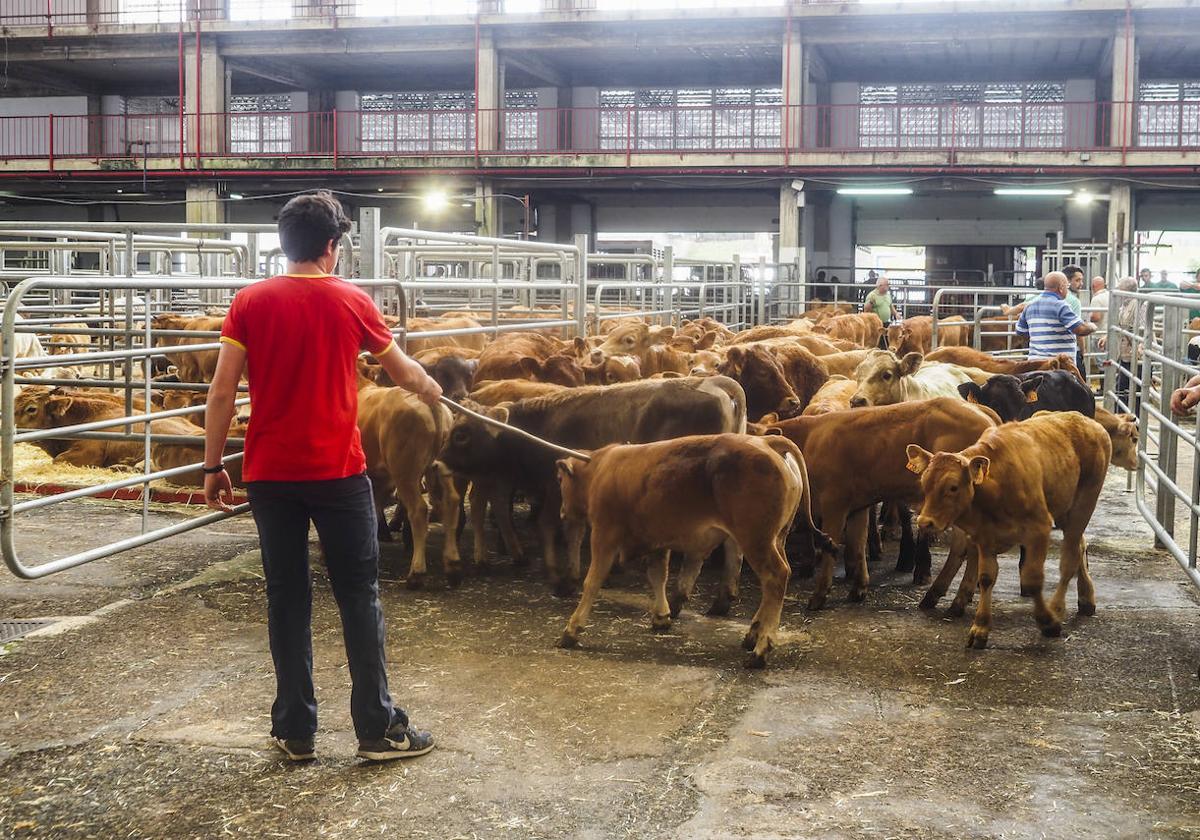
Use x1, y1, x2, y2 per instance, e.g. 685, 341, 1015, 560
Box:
965, 627, 989, 649
741, 632, 758, 652
946, 600, 966, 618
668, 594, 687, 619
913, 571, 932, 586
552, 580, 577, 599
743, 652, 767, 670
1040, 621, 1063, 638
1078, 601, 1096, 617
650, 616, 672, 634
706, 596, 733, 617
445, 568, 463, 589
847, 588, 867, 603
557, 632, 580, 649
895, 556, 915, 573
918, 591, 940, 610
405, 573, 424, 591
806, 593, 828, 611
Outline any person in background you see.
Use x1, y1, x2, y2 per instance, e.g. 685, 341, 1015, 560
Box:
1016, 271, 1095, 359
812, 269, 831, 302
1099, 276, 1141, 414
204, 191, 442, 764
1088, 276, 1109, 383
1139, 267, 1173, 292
1177, 268, 1200, 322
863, 275, 899, 347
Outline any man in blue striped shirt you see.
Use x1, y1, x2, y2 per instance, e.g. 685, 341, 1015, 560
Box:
1016, 271, 1096, 358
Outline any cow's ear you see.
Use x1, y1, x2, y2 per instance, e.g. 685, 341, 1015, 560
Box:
1046, 356, 1062, 370
573, 336, 587, 355
968, 455, 990, 485
695, 330, 718, 351
726, 346, 745, 364
905, 445, 932, 475
661, 370, 684, 379
47, 396, 74, 418
1020, 377, 1043, 403
555, 459, 573, 480
899, 352, 924, 376
760, 412, 780, 424
1118, 418, 1137, 439
465, 359, 479, 376
650, 326, 676, 344
958, 382, 980, 402
519, 356, 542, 378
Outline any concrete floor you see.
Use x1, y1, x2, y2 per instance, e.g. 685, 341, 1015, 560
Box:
0, 469, 1198, 839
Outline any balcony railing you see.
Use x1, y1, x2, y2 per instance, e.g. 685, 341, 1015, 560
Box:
1, 103, 1196, 167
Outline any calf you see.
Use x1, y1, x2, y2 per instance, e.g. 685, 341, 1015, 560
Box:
886, 316, 933, 356
473, 332, 567, 383
802, 376, 858, 416
908, 411, 1111, 648
925, 346, 1084, 384
438, 376, 747, 596
817, 349, 871, 378
582, 354, 641, 385
594, 323, 692, 376
357, 379, 461, 587
958, 370, 1094, 423
1095, 407, 1138, 471
766, 398, 997, 608
718, 345, 804, 421
152, 313, 224, 383
469, 380, 566, 406
816, 313, 884, 348
769, 344, 831, 409
421, 355, 479, 401
405, 315, 487, 355
849, 350, 974, 407
555, 433, 831, 668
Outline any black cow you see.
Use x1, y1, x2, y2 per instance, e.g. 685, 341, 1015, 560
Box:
422, 355, 478, 402
958, 370, 1094, 423
439, 376, 747, 598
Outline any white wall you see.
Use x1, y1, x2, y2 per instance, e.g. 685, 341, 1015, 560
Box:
855, 196, 1061, 247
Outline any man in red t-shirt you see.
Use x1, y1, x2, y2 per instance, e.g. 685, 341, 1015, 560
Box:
203, 191, 442, 763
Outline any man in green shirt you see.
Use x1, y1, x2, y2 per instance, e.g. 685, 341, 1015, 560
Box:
863, 275, 899, 329
1178, 269, 1200, 321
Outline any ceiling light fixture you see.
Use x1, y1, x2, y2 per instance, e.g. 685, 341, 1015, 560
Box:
836, 187, 914, 196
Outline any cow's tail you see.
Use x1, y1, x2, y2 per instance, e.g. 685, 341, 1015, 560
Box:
712, 375, 748, 433
763, 436, 837, 555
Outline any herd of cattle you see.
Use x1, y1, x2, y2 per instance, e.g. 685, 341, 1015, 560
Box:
11, 302, 1138, 668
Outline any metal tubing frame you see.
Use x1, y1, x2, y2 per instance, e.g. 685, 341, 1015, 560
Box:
0, 275, 404, 580
1109, 288, 1200, 588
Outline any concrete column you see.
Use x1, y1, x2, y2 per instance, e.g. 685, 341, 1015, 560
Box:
186, 184, 226, 277
778, 183, 803, 272
335, 91, 359, 154
782, 22, 804, 150
184, 36, 226, 158
1107, 182, 1134, 277
306, 90, 335, 154
475, 181, 502, 237
477, 32, 501, 152
1111, 21, 1139, 148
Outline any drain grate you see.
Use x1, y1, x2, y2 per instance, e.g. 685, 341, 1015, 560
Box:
0, 619, 56, 643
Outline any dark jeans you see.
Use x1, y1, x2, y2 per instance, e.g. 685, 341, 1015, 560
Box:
247, 473, 406, 741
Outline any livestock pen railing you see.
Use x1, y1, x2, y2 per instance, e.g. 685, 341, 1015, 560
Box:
0, 275, 406, 579
1105, 289, 1200, 590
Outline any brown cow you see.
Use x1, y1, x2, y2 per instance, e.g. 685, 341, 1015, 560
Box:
404, 315, 487, 355
978, 313, 1029, 352
438, 376, 747, 596
152, 313, 224, 383
357, 378, 461, 587
765, 398, 999, 608
469, 380, 567, 406
817, 349, 871, 378
728, 324, 814, 346
593, 323, 692, 376
908, 411, 1111, 648
925, 346, 1085, 384
474, 332, 582, 386
555, 433, 832, 668
718, 345, 804, 421
769, 344, 831, 408
802, 376, 858, 416
886, 316, 934, 355
412, 346, 482, 365
816, 313, 884, 348
1094, 406, 1138, 471
582, 354, 642, 385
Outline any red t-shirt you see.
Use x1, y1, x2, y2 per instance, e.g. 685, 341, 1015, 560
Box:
220, 274, 396, 482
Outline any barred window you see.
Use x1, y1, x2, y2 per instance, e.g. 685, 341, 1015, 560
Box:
361, 91, 475, 153
114, 96, 182, 156
859, 82, 1065, 149
1137, 81, 1200, 148
229, 94, 293, 154
599, 86, 782, 151
503, 90, 539, 152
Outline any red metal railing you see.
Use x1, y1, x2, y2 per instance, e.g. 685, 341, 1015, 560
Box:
1, 103, 1196, 168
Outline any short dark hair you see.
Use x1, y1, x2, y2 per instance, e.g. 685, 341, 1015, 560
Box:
1061, 264, 1083, 280
277, 191, 351, 263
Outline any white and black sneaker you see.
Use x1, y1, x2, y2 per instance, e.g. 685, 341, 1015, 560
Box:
273, 736, 316, 762
356, 723, 436, 762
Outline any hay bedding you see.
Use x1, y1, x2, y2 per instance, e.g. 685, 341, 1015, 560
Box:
13, 443, 203, 492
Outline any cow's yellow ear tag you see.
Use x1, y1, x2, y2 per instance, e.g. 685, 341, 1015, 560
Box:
1026, 390, 1039, 404
906, 462, 923, 474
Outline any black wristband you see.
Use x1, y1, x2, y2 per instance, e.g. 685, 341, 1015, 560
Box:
202, 464, 226, 475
